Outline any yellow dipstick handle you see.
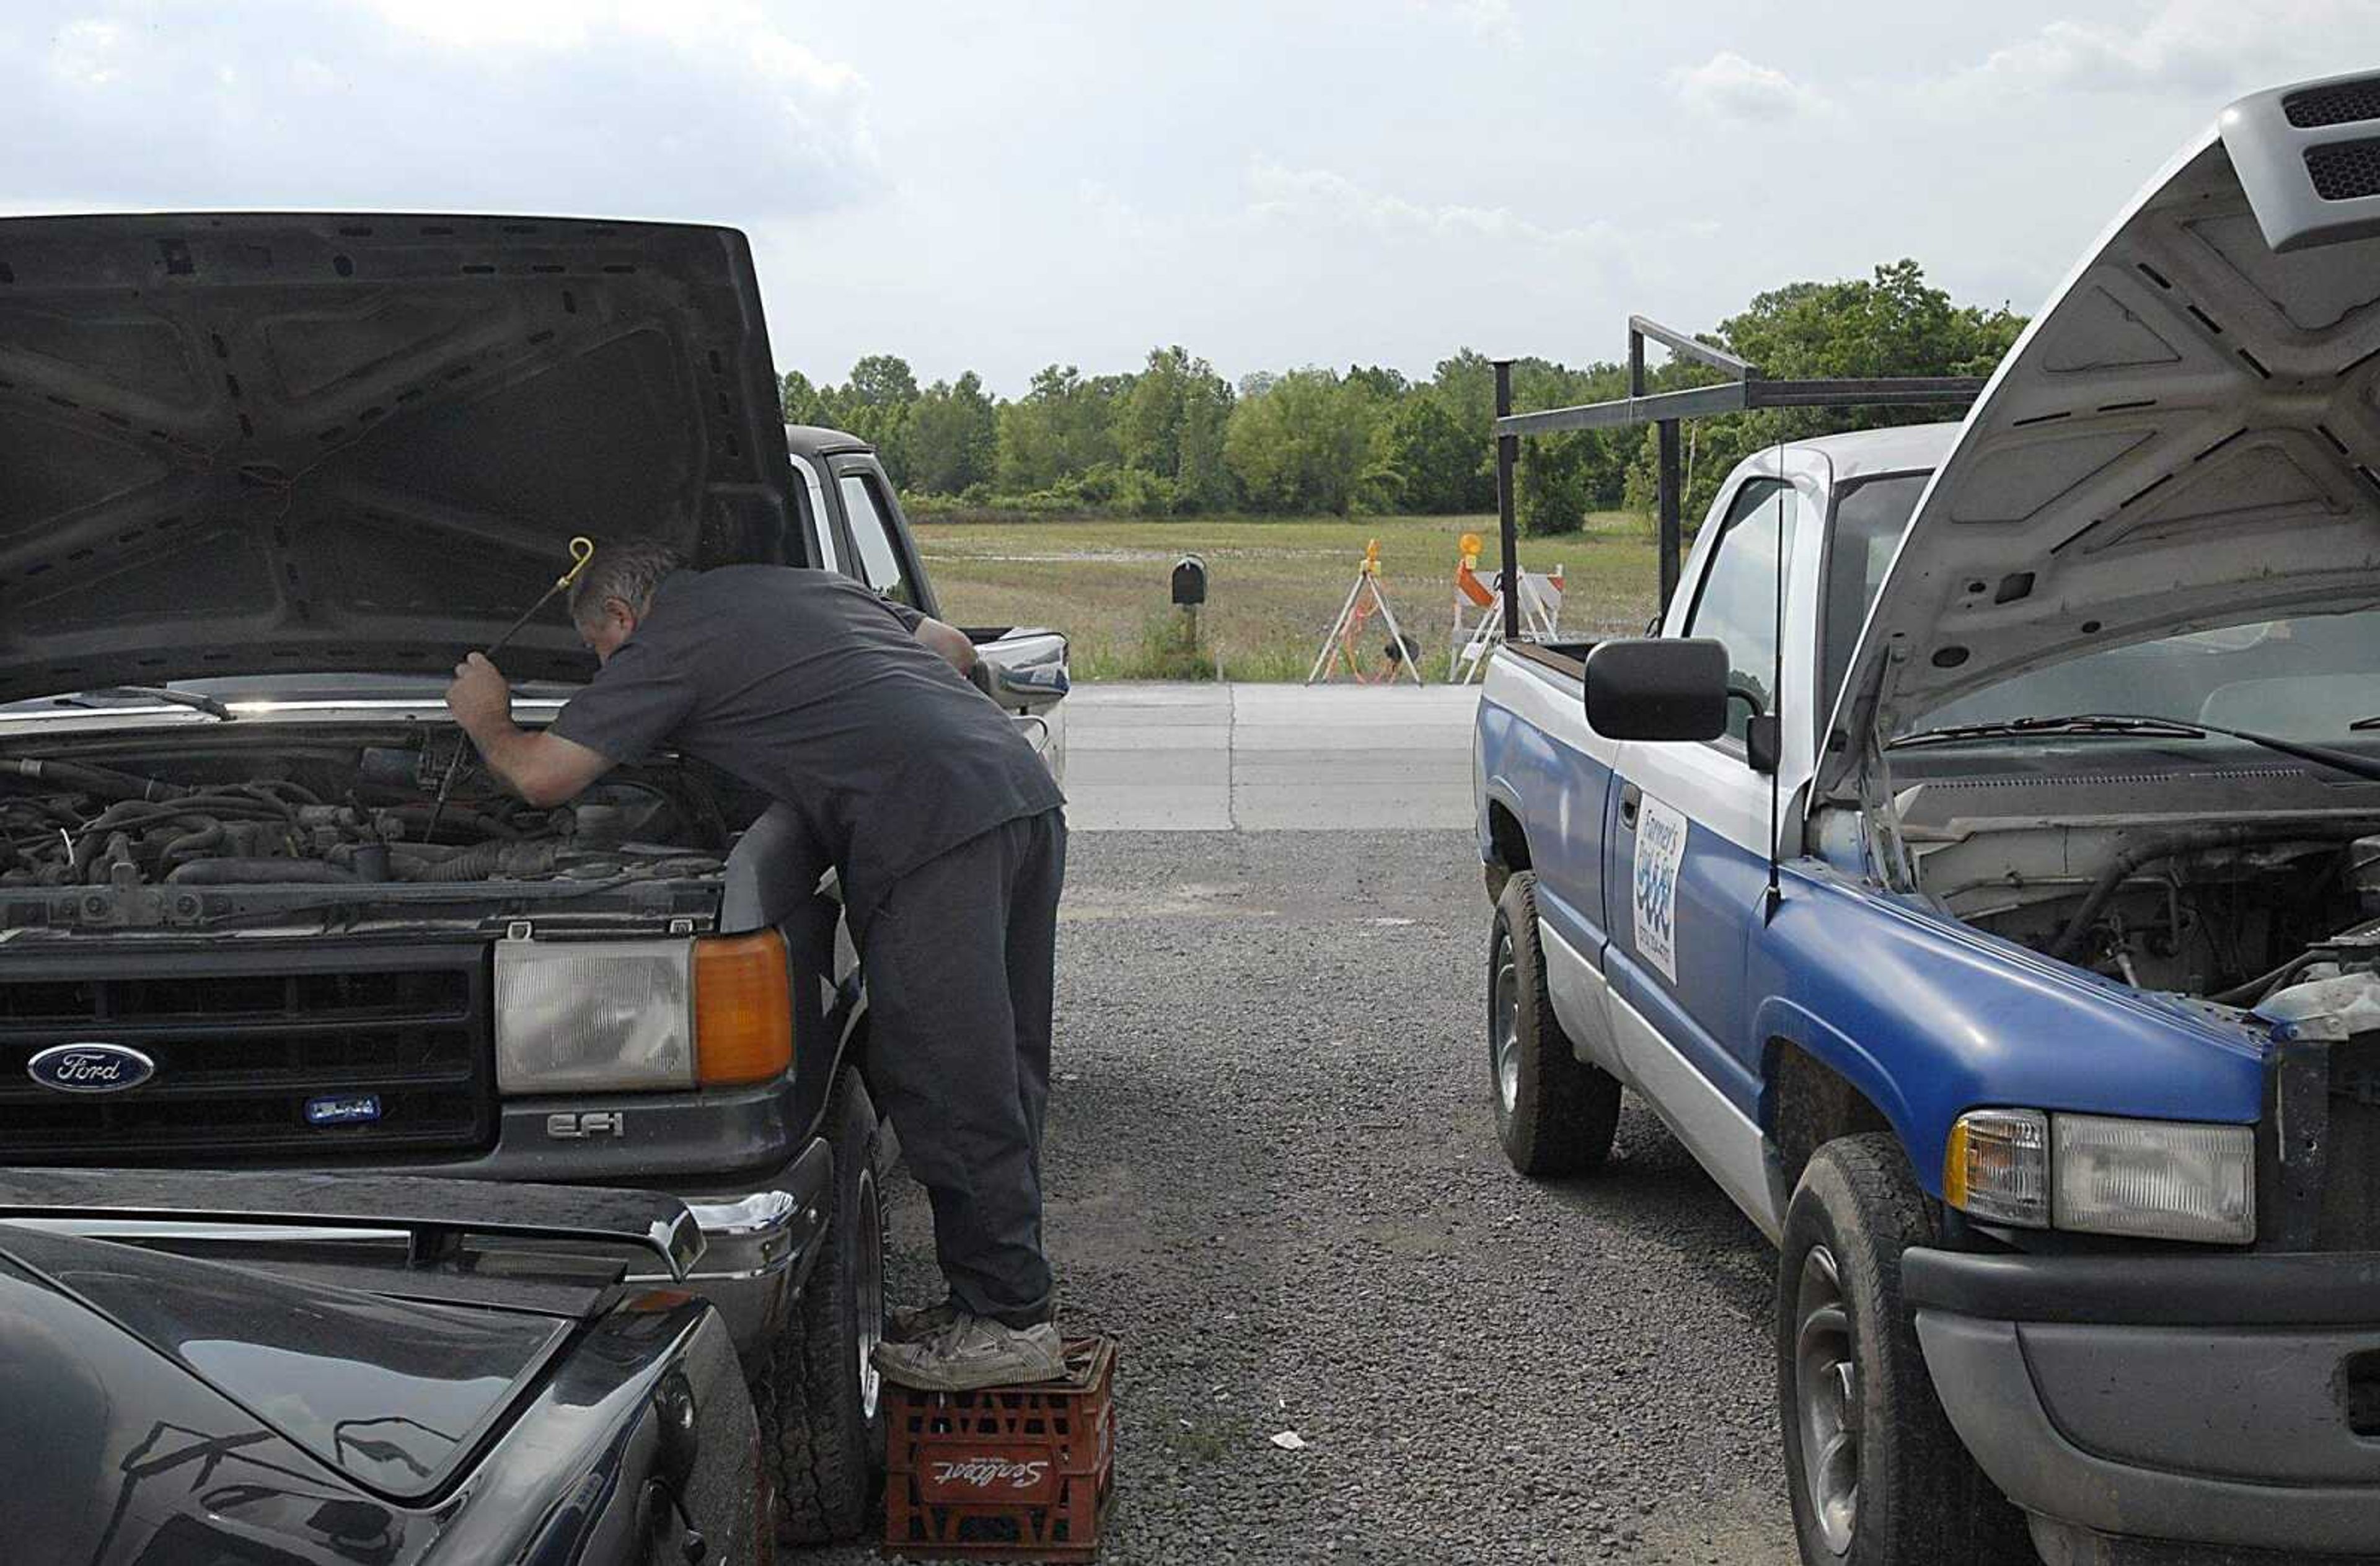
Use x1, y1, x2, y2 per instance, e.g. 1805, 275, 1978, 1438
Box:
425, 535, 602, 836
558, 535, 595, 590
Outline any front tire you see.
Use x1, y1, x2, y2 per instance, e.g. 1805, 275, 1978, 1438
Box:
1489, 871, 1623, 1176
757, 1065, 888, 1544
1776, 1134, 2024, 1566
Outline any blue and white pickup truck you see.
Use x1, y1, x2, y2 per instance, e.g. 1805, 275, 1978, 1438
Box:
1473, 74, 2380, 1566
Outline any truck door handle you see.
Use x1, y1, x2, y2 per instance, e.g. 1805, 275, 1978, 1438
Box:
1620, 783, 1642, 826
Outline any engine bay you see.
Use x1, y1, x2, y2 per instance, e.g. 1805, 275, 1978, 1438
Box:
1, 732, 733, 899
1889, 764, 2380, 1010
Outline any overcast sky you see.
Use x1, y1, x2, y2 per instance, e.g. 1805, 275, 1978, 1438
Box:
5, 1, 2369, 395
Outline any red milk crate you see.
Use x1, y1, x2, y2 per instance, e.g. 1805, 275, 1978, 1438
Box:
883, 1335, 1117, 1560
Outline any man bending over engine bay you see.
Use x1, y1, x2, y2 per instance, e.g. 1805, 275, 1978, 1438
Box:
444, 537, 1067, 1392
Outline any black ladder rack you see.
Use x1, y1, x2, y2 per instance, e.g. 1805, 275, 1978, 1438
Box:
1490, 315, 1989, 632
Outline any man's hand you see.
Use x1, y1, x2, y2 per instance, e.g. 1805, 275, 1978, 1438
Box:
914, 617, 977, 676
446, 653, 512, 738
442, 651, 616, 807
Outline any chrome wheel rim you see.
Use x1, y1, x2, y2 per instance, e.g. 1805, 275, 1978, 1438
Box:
1491, 932, 1522, 1115
857, 1166, 884, 1422
1794, 1244, 1859, 1555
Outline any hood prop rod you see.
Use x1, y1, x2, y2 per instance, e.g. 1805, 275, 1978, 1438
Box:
422, 537, 596, 842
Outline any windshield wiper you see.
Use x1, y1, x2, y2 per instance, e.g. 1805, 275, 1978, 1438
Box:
62, 685, 235, 721
1890, 711, 2380, 784
2350, 714, 2380, 731
1893, 713, 2205, 745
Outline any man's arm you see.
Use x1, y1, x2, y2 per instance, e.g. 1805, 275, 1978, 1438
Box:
445, 653, 618, 808
914, 615, 977, 676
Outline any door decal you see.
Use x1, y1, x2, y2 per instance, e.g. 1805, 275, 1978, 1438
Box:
1632, 793, 1689, 984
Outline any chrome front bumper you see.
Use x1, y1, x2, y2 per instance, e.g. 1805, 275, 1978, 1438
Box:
628, 1136, 834, 1371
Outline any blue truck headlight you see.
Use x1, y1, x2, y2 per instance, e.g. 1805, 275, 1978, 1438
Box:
1946, 1109, 2255, 1245
2051, 1114, 2255, 1245
495, 938, 695, 1093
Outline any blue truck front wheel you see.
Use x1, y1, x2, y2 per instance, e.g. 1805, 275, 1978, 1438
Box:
1776, 1135, 2025, 1566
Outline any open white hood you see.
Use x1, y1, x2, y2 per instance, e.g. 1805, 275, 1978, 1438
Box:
1818, 71, 2380, 801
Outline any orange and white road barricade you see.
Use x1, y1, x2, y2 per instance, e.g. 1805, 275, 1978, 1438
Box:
1452, 532, 1562, 682
1307, 539, 1424, 687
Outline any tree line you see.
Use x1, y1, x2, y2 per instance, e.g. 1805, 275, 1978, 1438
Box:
780, 260, 2024, 534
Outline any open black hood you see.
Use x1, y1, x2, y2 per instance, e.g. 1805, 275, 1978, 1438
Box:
0, 213, 799, 703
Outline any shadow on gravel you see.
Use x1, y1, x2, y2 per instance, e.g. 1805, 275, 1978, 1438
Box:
1533, 1107, 1776, 1327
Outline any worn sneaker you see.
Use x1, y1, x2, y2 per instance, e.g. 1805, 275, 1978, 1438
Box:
884, 1299, 962, 1343
872, 1314, 1065, 1392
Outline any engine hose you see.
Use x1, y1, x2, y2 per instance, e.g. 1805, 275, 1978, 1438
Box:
71, 802, 289, 877
2205, 914, 2380, 1007
158, 820, 226, 865
82, 795, 291, 830
164, 858, 361, 886
2048, 824, 2370, 964
381, 803, 521, 842
3, 757, 187, 803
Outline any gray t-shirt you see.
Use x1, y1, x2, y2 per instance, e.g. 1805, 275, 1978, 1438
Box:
549, 566, 1062, 921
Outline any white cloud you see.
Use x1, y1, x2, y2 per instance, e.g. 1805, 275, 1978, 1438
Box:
1667, 51, 1834, 121
1957, 1, 2367, 96
4, 1, 877, 220
45, 19, 126, 88
7, 1, 2364, 399
1243, 159, 1618, 251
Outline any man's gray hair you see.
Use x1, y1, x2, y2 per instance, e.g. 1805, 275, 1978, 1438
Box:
568, 538, 685, 623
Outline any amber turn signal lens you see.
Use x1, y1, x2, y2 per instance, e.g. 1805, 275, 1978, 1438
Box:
693, 931, 793, 1086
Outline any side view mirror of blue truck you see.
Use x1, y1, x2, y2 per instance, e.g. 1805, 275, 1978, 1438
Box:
1580, 637, 1730, 742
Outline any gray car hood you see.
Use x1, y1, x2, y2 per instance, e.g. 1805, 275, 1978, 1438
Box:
0, 213, 797, 703
1820, 72, 2380, 801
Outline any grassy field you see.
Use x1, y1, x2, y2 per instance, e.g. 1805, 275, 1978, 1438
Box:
913, 511, 1660, 681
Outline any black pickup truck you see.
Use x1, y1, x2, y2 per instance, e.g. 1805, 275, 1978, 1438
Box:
0, 212, 1069, 1542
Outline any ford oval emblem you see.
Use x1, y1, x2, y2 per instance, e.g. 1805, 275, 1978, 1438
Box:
27, 1042, 156, 1094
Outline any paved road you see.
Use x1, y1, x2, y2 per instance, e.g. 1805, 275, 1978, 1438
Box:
1063, 684, 1481, 832
825, 831, 1793, 1565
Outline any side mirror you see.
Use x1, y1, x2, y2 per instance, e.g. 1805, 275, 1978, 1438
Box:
1582, 638, 1730, 741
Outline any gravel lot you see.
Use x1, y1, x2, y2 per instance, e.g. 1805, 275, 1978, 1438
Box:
821, 830, 1794, 1565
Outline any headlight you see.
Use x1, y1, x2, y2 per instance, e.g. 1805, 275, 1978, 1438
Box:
1945, 1109, 2255, 1245
495, 933, 795, 1094
496, 939, 695, 1092
2052, 1114, 2255, 1245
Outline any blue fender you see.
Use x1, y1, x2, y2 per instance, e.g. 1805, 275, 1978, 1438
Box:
1745, 859, 2270, 1201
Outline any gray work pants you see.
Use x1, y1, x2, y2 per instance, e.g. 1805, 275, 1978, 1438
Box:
856, 807, 1064, 1326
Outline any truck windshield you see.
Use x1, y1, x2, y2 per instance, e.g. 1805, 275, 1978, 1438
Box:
1903, 607, 2380, 744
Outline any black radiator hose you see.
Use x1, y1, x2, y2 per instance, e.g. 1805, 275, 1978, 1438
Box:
2046, 824, 2360, 964
4, 758, 186, 803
